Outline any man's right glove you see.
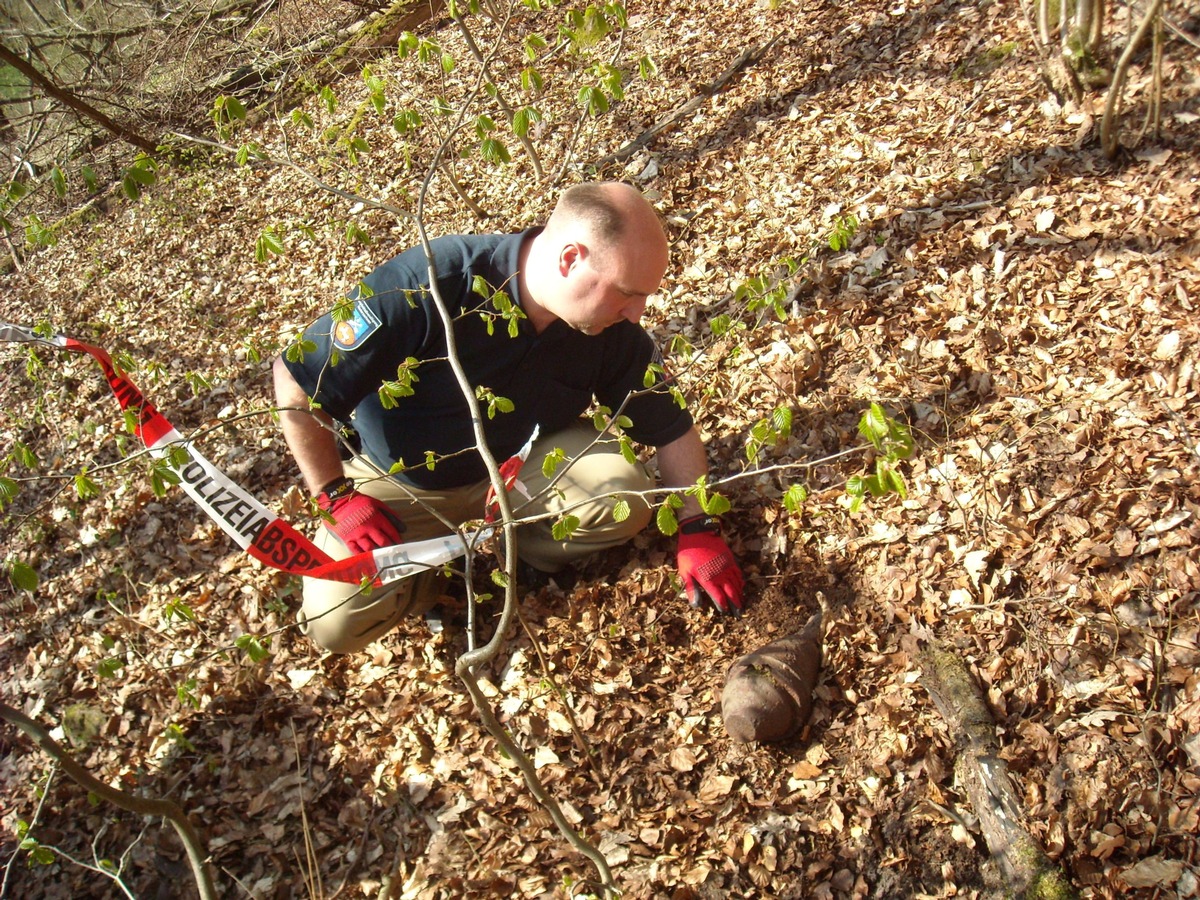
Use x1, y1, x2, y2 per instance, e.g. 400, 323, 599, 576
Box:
316, 476, 404, 554
676, 514, 745, 615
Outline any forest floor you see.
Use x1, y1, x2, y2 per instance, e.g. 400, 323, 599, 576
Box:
2, 0, 1200, 897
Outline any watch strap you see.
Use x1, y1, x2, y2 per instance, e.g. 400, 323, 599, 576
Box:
318, 475, 356, 502
679, 514, 721, 536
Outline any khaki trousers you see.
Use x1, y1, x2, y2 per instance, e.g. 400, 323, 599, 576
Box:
298, 423, 654, 653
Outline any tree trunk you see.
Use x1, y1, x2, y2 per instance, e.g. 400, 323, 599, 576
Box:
0, 42, 159, 154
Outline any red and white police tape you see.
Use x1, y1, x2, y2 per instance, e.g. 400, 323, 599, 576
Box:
0, 322, 493, 586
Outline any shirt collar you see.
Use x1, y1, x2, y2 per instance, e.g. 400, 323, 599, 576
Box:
495, 226, 542, 312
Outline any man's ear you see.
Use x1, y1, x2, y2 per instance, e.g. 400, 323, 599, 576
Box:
559, 241, 584, 276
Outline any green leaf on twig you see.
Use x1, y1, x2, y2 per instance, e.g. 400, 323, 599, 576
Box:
0, 476, 19, 510
541, 447, 566, 478
235, 634, 271, 663
783, 484, 809, 513
150, 459, 181, 498
9, 561, 37, 592
552, 514, 580, 541
612, 497, 631, 522
255, 227, 284, 262
655, 494, 684, 535
74, 471, 99, 500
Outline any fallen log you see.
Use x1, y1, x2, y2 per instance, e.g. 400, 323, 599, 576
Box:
919, 646, 1077, 900
251, 0, 446, 119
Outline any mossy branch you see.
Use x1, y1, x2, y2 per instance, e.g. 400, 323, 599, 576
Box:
919, 648, 1077, 900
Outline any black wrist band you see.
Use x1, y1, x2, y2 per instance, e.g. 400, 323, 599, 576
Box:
318, 475, 355, 501
679, 514, 721, 536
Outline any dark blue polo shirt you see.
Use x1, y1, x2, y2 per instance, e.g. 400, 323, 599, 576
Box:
284, 229, 693, 489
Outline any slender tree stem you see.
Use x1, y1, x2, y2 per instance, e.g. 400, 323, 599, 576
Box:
517, 608, 606, 786
451, 11, 544, 179
1101, 0, 1166, 158
0, 702, 217, 900
407, 38, 618, 896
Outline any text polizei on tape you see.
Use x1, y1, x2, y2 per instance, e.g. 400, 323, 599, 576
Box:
0, 322, 500, 585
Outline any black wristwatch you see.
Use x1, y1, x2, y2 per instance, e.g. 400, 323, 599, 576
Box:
318, 475, 356, 502
679, 514, 721, 536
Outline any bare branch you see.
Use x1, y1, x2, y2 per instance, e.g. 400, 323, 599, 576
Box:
0, 701, 218, 900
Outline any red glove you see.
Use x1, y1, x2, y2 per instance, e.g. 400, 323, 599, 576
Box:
676, 515, 744, 615
316, 476, 404, 553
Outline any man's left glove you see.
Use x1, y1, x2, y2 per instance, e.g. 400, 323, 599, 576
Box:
316, 476, 405, 554
676, 515, 744, 615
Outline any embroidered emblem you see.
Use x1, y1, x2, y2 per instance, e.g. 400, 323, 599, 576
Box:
332, 302, 382, 351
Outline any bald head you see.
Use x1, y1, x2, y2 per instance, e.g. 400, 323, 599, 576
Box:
542, 182, 665, 268
547, 181, 658, 243
521, 182, 670, 335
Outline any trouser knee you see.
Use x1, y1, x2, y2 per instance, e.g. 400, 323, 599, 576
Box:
298, 579, 412, 654
515, 438, 655, 571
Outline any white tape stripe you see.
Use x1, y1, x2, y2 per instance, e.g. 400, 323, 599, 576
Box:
2, 322, 485, 583
147, 431, 275, 551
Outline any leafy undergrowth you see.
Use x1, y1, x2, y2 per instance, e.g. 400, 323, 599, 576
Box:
2, 0, 1199, 897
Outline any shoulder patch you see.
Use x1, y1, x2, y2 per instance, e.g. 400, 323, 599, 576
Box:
332, 302, 382, 351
